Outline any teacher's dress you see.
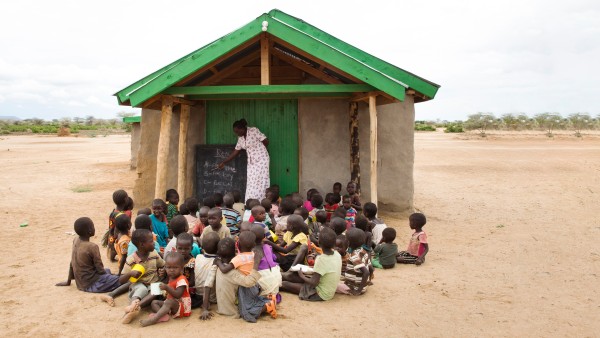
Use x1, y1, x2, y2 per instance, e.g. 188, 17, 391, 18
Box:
235, 127, 270, 200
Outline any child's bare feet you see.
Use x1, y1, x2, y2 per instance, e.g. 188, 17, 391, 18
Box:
265, 294, 277, 319
122, 308, 140, 324
124, 299, 140, 313
140, 313, 169, 327
100, 295, 115, 307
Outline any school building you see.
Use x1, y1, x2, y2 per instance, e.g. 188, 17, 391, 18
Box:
115, 9, 440, 212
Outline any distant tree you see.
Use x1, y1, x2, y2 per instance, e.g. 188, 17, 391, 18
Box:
31, 118, 44, 125
464, 112, 498, 136
501, 114, 520, 130
534, 112, 564, 137
516, 113, 535, 130
60, 117, 71, 127
72, 117, 83, 124
85, 115, 95, 126
568, 113, 593, 137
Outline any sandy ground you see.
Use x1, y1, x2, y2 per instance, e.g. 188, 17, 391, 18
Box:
1, 131, 599, 337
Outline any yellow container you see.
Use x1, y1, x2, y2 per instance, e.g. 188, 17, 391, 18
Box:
129, 264, 146, 283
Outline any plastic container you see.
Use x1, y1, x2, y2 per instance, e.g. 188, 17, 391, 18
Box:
129, 264, 146, 283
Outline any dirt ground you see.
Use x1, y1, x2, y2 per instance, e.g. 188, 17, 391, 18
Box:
1, 131, 599, 337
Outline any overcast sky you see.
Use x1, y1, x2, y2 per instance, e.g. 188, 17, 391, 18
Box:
1, 0, 598, 121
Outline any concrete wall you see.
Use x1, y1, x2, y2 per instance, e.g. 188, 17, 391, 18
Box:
130, 122, 141, 169
133, 104, 206, 209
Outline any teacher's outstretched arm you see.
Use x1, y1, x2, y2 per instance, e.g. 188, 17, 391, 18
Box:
217, 149, 241, 169
262, 138, 269, 147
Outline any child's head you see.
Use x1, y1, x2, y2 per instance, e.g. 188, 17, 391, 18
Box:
409, 213, 427, 230
201, 232, 220, 255
265, 188, 274, 202
251, 205, 266, 222
319, 227, 336, 251
115, 214, 132, 236
223, 193, 235, 208
333, 182, 342, 195
170, 215, 189, 236
131, 229, 154, 253
124, 197, 134, 211
287, 214, 304, 233
165, 189, 179, 205
199, 206, 210, 224
179, 202, 190, 216
239, 221, 253, 232
212, 193, 224, 207
315, 210, 327, 224
267, 187, 280, 204
186, 198, 199, 215
176, 233, 194, 258
151, 199, 167, 217
355, 215, 369, 231
279, 197, 296, 216
335, 235, 348, 256
334, 207, 347, 219
310, 193, 324, 209
134, 215, 152, 233
245, 198, 260, 211
363, 202, 378, 219
207, 208, 223, 229
382, 227, 397, 244
137, 207, 152, 216
306, 188, 317, 201
346, 228, 366, 250
74, 217, 94, 237
217, 237, 236, 260
112, 189, 128, 208
342, 195, 352, 209
294, 207, 309, 222
330, 217, 346, 236
164, 251, 184, 279
202, 196, 215, 208
232, 190, 242, 203
292, 194, 304, 208
238, 231, 256, 252
325, 193, 334, 206
260, 198, 272, 213
333, 193, 341, 205
250, 224, 265, 245
346, 182, 357, 195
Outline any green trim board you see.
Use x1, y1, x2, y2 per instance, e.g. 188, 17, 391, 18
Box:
187, 92, 353, 100
163, 84, 375, 95
122, 116, 141, 123
114, 9, 439, 107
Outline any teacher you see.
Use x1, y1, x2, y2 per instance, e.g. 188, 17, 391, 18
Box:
218, 119, 270, 200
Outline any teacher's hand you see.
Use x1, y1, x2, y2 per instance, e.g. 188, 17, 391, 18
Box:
217, 162, 225, 170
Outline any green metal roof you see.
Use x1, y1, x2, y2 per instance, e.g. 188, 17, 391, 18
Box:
115, 9, 440, 107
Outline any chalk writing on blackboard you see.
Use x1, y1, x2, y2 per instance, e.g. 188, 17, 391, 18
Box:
195, 145, 247, 201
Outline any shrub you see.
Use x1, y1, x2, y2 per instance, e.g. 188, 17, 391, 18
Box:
414, 123, 436, 131
444, 123, 464, 133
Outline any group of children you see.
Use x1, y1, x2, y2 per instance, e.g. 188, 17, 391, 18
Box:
57, 182, 429, 326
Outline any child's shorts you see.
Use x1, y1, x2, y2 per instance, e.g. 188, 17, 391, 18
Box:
298, 283, 323, 302
85, 269, 121, 293
129, 283, 151, 300
397, 251, 418, 264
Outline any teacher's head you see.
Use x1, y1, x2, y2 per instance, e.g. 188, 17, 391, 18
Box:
232, 118, 248, 137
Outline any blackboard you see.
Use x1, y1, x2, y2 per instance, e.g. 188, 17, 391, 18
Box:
195, 144, 247, 201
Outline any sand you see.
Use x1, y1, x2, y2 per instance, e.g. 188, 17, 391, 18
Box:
1, 131, 599, 337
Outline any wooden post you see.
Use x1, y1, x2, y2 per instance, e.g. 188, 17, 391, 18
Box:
260, 34, 270, 85
177, 104, 190, 198
349, 101, 361, 194
369, 94, 378, 205
155, 95, 174, 199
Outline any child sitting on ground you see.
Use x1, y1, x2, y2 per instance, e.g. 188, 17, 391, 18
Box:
137, 208, 152, 216
222, 193, 242, 236
165, 188, 180, 224
215, 231, 256, 275
200, 207, 231, 240
196, 232, 220, 320
355, 215, 373, 248
121, 229, 166, 324
274, 197, 295, 240
140, 252, 191, 327
127, 214, 160, 256
308, 193, 325, 224
303, 188, 317, 212
341, 228, 370, 295
309, 210, 327, 245
332, 182, 342, 197
324, 193, 339, 222
294, 207, 309, 225
281, 227, 341, 302
150, 199, 170, 251
182, 198, 200, 230
342, 195, 357, 229
261, 198, 274, 229
330, 217, 347, 236
346, 182, 362, 212
114, 214, 132, 275
397, 213, 429, 266
104, 189, 129, 262
165, 215, 201, 257
175, 233, 202, 308
266, 188, 280, 218
243, 199, 260, 222
364, 202, 387, 246
252, 205, 274, 241
265, 215, 308, 272
374, 228, 399, 269
192, 206, 209, 237
231, 190, 245, 216
213, 193, 224, 208
56, 217, 126, 293
251, 224, 282, 297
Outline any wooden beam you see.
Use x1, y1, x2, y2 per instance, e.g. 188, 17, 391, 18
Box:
170, 96, 197, 107
198, 50, 260, 86
141, 95, 162, 108
163, 84, 374, 95
271, 48, 343, 84
351, 91, 384, 103
369, 94, 378, 205
261, 34, 270, 85
155, 96, 174, 199
177, 104, 190, 198
349, 101, 361, 194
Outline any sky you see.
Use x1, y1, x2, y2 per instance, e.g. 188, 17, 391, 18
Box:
0, 0, 599, 121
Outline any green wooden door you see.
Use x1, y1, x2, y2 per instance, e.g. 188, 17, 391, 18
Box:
206, 99, 299, 196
